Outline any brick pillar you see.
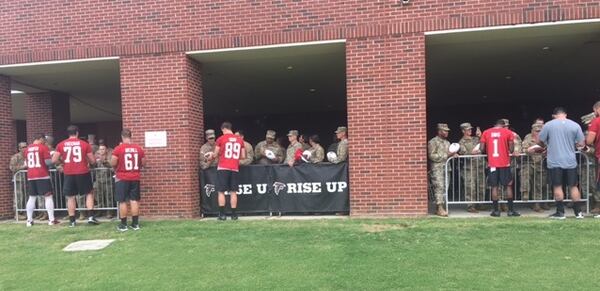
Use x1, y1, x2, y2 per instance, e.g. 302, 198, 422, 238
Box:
24, 92, 70, 142
0, 75, 16, 218
346, 33, 428, 217
120, 53, 203, 218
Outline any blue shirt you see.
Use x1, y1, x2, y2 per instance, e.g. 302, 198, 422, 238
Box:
539, 118, 584, 169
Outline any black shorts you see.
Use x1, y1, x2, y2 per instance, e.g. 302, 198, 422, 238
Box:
63, 173, 93, 197
548, 168, 578, 187
115, 180, 141, 202
487, 167, 512, 187
27, 179, 53, 196
216, 170, 239, 192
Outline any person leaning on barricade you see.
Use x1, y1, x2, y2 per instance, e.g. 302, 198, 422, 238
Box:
476, 119, 520, 217
458, 122, 485, 213
255, 130, 284, 165
235, 130, 254, 166
302, 134, 324, 163
428, 123, 454, 217
285, 130, 303, 167
327, 126, 348, 164
580, 112, 600, 215
94, 144, 114, 219
200, 129, 218, 170
10, 142, 28, 220
585, 101, 600, 219
521, 123, 549, 212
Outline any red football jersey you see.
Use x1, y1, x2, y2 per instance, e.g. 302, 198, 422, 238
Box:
216, 133, 244, 172
112, 143, 145, 181
56, 137, 92, 175
24, 144, 51, 180
480, 127, 515, 168
588, 117, 600, 160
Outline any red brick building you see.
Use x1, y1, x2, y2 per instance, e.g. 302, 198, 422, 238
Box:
1, 1, 599, 218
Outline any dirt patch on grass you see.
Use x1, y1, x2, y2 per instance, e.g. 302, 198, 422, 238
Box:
362, 223, 411, 233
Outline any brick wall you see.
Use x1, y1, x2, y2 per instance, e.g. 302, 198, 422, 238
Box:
1, 1, 599, 217
24, 92, 70, 143
120, 53, 202, 217
0, 76, 15, 218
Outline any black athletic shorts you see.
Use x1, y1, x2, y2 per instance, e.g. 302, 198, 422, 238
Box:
115, 180, 141, 202
548, 168, 578, 187
487, 167, 512, 187
216, 170, 239, 192
27, 179, 53, 196
63, 173, 93, 197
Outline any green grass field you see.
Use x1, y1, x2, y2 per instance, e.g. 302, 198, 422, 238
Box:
1, 218, 599, 290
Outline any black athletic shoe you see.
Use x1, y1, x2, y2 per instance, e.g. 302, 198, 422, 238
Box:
218, 213, 227, 221
507, 210, 521, 217
87, 217, 100, 225
490, 210, 501, 217
117, 224, 128, 232
69, 221, 76, 228
231, 213, 238, 221
549, 212, 566, 220
129, 224, 140, 230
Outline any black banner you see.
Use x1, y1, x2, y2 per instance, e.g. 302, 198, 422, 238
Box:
200, 163, 349, 214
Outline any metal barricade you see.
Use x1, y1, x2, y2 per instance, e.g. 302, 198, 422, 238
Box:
443, 153, 592, 214
13, 168, 117, 221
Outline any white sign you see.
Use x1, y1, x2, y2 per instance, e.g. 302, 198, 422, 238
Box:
145, 131, 167, 148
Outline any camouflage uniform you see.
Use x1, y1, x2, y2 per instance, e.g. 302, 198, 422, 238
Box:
255, 130, 284, 164
200, 129, 218, 170
308, 144, 325, 163
240, 141, 254, 166
428, 124, 451, 206
458, 123, 486, 205
94, 149, 113, 214
520, 126, 546, 201
284, 130, 303, 164
10, 145, 27, 212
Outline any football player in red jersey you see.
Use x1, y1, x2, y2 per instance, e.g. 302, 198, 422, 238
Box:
479, 119, 520, 217
24, 134, 60, 227
52, 125, 97, 227
111, 129, 145, 231
209, 122, 246, 220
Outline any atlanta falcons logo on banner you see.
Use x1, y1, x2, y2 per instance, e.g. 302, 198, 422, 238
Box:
272, 182, 287, 195
204, 184, 216, 197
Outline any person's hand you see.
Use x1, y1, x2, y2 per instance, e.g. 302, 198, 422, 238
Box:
287, 160, 294, 167
471, 149, 481, 155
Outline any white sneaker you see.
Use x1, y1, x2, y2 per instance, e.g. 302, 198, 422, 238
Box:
575, 212, 585, 219
26, 220, 33, 227
594, 214, 600, 219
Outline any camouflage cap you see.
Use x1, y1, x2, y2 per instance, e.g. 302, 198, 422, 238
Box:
581, 112, 595, 125
437, 123, 450, 131
205, 129, 216, 139
501, 119, 510, 126
459, 122, 473, 130
334, 126, 347, 134
266, 130, 276, 139
287, 130, 299, 137
531, 124, 543, 131
18, 142, 27, 148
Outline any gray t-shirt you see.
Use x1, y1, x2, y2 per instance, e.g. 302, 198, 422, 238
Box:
539, 118, 584, 169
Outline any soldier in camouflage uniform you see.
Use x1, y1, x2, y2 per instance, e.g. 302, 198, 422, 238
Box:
521, 123, 548, 212
580, 113, 600, 213
255, 130, 284, 164
94, 144, 114, 218
200, 129, 218, 170
299, 134, 311, 151
285, 130, 303, 167
329, 126, 348, 164
307, 134, 325, 163
458, 123, 485, 213
428, 123, 455, 216
235, 130, 254, 166
10, 142, 28, 219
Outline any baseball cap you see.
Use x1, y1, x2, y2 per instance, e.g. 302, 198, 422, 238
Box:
459, 122, 472, 130
334, 126, 347, 134
581, 112, 595, 125
437, 123, 450, 131
501, 119, 510, 127
531, 124, 543, 131
287, 130, 299, 137
266, 130, 276, 139
205, 129, 216, 139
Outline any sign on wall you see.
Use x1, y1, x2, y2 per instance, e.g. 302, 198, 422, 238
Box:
144, 131, 167, 148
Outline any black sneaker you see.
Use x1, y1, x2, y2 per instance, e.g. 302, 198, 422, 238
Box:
549, 212, 566, 220
129, 224, 140, 230
507, 210, 521, 217
117, 224, 128, 232
490, 210, 501, 217
231, 213, 238, 221
87, 217, 100, 225
218, 213, 227, 221
69, 221, 76, 228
